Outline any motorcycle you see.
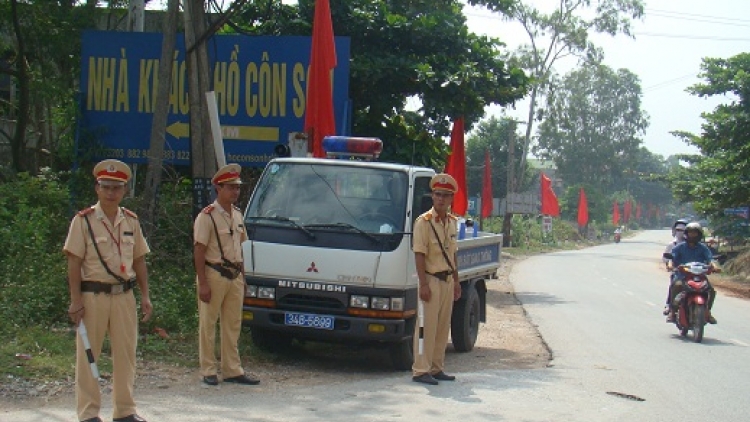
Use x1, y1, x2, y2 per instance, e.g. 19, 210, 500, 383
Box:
663, 253, 719, 343
614, 232, 621, 243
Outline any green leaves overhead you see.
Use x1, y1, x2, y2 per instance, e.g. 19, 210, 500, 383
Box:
234, 0, 530, 166
668, 53, 750, 214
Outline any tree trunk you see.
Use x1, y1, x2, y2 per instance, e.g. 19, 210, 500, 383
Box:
9, 0, 30, 174
139, 0, 180, 238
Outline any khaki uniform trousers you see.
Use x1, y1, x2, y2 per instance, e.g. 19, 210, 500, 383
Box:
198, 269, 244, 378
76, 290, 138, 421
412, 274, 455, 376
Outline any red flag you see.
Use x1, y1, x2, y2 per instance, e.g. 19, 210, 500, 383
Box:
636, 203, 642, 220
481, 150, 493, 218
613, 201, 620, 225
444, 117, 468, 215
624, 200, 632, 223
540, 172, 560, 216
304, 0, 337, 158
577, 187, 588, 227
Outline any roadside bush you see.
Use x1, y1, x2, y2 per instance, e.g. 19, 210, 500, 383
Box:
0, 171, 72, 328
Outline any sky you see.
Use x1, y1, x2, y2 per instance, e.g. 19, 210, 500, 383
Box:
464, 0, 750, 159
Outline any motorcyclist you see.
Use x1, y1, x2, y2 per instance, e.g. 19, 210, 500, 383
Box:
664, 222, 718, 324
663, 219, 688, 270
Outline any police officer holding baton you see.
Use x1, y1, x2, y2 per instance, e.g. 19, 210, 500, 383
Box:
64, 159, 152, 422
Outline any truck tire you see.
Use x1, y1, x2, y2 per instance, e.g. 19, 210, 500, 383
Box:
250, 328, 293, 352
451, 285, 480, 352
389, 339, 413, 371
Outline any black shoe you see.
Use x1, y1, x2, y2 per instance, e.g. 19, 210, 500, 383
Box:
81, 418, 102, 422
113, 415, 147, 422
432, 371, 456, 381
224, 374, 260, 385
203, 375, 219, 386
412, 373, 439, 385
707, 315, 717, 324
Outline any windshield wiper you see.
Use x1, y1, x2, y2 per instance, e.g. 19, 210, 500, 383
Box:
304, 223, 381, 244
245, 216, 316, 239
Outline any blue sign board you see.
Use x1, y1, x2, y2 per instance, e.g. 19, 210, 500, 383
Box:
80, 31, 350, 167
467, 196, 478, 216
456, 243, 501, 272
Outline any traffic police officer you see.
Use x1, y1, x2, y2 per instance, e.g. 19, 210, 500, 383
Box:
194, 164, 260, 386
411, 173, 462, 385
64, 159, 152, 422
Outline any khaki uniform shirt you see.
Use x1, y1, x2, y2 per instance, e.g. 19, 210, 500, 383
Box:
63, 203, 150, 283
412, 208, 458, 273
193, 201, 247, 264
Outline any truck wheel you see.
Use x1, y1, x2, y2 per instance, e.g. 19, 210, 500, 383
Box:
250, 328, 293, 352
451, 286, 480, 352
389, 339, 413, 371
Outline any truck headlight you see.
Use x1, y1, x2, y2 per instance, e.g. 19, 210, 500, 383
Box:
350, 295, 369, 308
390, 297, 404, 311
371, 297, 391, 310
245, 285, 258, 298
258, 287, 275, 299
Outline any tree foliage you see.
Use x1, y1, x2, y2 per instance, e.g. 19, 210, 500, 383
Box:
668, 53, 750, 213
469, 0, 644, 189
465, 116, 530, 200
234, 0, 530, 168
535, 63, 648, 189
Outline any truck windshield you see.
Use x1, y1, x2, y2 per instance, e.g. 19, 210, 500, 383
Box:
246, 162, 408, 234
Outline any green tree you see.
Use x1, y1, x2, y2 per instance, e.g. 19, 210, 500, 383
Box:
469, 0, 644, 190
668, 53, 750, 214
465, 116, 529, 202
535, 64, 648, 189
234, 0, 530, 168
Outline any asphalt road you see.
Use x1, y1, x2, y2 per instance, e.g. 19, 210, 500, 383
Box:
5, 230, 750, 421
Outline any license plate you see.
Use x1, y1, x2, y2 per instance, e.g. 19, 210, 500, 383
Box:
284, 312, 335, 330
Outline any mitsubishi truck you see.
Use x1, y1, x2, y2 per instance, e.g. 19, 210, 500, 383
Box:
241, 136, 503, 369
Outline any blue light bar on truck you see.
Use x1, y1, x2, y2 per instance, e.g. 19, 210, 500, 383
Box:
322, 136, 383, 159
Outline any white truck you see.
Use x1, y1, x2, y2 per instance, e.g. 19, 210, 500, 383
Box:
241, 137, 503, 369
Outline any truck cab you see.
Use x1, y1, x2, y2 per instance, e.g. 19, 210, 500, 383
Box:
241, 137, 501, 369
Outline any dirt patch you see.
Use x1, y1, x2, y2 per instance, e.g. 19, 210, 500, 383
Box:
1, 256, 551, 410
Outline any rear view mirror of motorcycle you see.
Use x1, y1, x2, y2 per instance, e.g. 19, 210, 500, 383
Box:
663, 252, 673, 260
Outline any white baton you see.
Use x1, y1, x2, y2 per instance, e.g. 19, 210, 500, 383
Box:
417, 300, 425, 355
78, 322, 100, 380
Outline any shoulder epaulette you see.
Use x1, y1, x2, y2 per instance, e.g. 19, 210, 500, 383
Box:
122, 207, 138, 219
423, 213, 433, 221
77, 207, 95, 217
202, 205, 215, 214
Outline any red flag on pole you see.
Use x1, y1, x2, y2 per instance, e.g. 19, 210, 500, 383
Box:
613, 201, 620, 225
304, 0, 337, 158
444, 117, 468, 215
540, 173, 560, 216
624, 200, 632, 223
481, 150, 493, 218
577, 187, 588, 227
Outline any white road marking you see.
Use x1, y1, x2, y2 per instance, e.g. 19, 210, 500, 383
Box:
729, 338, 749, 347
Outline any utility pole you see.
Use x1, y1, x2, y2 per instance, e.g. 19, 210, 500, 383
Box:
502, 122, 515, 247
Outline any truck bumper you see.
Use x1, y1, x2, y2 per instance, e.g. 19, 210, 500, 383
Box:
243, 307, 413, 344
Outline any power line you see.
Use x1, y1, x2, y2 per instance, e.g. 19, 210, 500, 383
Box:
646, 11, 750, 28
645, 8, 750, 25
643, 73, 697, 92
634, 31, 750, 41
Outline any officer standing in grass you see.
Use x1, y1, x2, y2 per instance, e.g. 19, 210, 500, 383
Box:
194, 164, 260, 386
64, 159, 152, 422
411, 173, 462, 385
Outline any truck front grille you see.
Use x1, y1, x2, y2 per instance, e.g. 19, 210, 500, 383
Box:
278, 294, 346, 313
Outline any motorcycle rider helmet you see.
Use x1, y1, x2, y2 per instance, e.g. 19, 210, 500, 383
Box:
684, 222, 703, 243
672, 218, 688, 236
